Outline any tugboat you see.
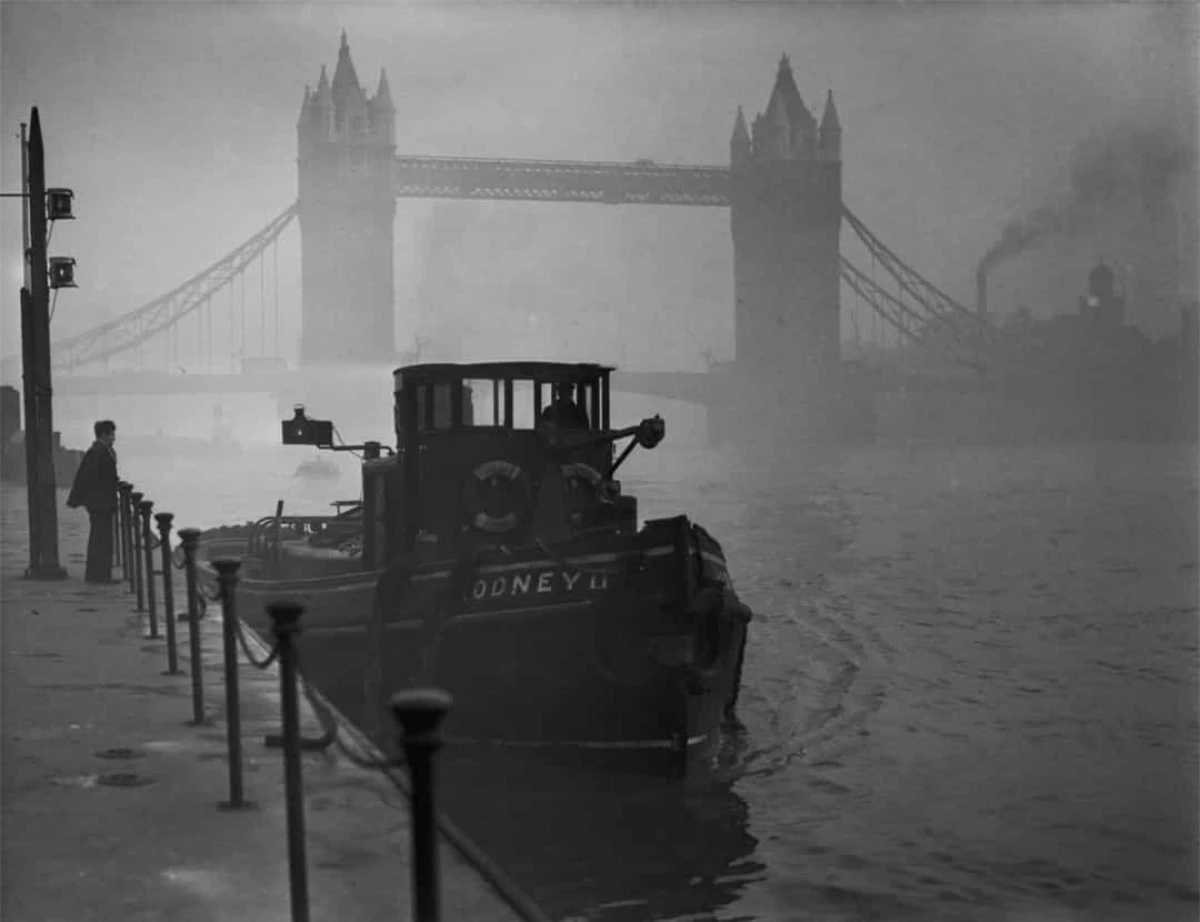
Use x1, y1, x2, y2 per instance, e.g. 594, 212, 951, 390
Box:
199, 362, 752, 773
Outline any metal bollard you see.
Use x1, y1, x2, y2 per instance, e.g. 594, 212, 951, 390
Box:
119, 483, 134, 592
214, 557, 250, 810
178, 528, 208, 726
125, 487, 137, 588
112, 495, 122, 570
155, 512, 181, 675
269, 601, 310, 922
138, 499, 159, 638
392, 688, 454, 922
129, 490, 145, 610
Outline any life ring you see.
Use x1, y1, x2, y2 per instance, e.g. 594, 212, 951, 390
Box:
562, 462, 622, 507
561, 462, 605, 504
561, 462, 603, 489
464, 460, 532, 534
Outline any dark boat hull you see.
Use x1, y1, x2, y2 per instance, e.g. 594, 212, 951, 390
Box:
199, 518, 750, 773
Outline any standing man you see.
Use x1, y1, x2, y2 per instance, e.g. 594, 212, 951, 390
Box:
67, 419, 120, 584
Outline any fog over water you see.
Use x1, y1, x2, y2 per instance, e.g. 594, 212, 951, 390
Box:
2, 4, 1198, 922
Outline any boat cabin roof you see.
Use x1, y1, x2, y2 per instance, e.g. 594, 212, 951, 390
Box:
392, 361, 615, 433
394, 361, 613, 389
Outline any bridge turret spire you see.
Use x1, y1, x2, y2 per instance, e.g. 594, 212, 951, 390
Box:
761, 82, 791, 160
819, 89, 841, 162
310, 66, 333, 140
297, 85, 311, 130
369, 67, 395, 143
331, 31, 368, 136
730, 106, 751, 168
770, 52, 817, 160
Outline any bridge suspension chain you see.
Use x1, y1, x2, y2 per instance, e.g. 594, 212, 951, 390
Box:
26, 203, 297, 373
842, 206, 987, 338
839, 256, 989, 372
839, 257, 926, 346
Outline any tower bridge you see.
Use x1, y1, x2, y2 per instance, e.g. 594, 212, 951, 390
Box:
4, 33, 993, 439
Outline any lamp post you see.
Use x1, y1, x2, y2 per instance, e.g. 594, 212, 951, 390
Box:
6, 108, 76, 579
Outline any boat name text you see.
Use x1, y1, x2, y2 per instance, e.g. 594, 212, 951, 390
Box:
470, 568, 612, 601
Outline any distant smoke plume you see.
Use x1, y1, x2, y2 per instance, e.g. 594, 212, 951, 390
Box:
979, 121, 1198, 275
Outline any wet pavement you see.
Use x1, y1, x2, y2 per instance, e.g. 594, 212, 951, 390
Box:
0, 485, 531, 922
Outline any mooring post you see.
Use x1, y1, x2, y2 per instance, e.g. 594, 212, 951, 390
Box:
177, 528, 207, 726
112, 494, 122, 570
130, 490, 145, 611
269, 601, 310, 922
155, 512, 181, 675
138, 499, 158, 638
213, 557, 248, 809
118, 482, 134, 592
392, 688, 453, 922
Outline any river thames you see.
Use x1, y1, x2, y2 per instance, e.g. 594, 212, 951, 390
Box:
47, 405, 1200, 922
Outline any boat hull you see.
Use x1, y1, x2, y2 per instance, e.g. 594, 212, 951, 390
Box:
198, 521, 750, 773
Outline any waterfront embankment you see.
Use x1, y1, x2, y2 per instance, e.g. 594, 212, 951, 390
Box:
0, 482, 535, 922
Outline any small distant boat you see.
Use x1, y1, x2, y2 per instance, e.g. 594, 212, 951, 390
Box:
293, 456, 340, 480
197, 361, 753, 775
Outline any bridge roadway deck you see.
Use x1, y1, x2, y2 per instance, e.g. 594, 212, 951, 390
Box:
0, 483, 536, 922
392, 155, 730, 206
38, 365, 986, 403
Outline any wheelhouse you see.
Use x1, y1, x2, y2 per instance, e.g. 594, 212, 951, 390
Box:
376, 362, 622, 561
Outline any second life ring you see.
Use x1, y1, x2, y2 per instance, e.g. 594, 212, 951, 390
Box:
560, 463, 615, 527
561, 462, 604, 496
464, 460, 532, 534
562, 462, 621, 504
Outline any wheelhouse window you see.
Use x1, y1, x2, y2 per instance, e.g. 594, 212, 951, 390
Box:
510, 380, 538, 430
394, 367, 611, 434
536, 379, 597, 430
411, 382, 473, 431
463, 379, 501, 427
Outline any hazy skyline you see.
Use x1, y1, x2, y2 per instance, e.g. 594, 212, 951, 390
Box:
1, 1, 1196, 372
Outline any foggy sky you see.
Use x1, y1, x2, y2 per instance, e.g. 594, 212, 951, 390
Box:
1, 1, 1196, 372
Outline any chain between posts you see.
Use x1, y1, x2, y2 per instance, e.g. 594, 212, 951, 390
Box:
154, 535, 549, 922
234, 617, 393, 770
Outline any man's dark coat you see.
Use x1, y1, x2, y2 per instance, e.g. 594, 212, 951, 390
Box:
68, 441, 118, 512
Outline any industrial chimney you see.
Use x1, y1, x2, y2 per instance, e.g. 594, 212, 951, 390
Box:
975, 264, 988, 316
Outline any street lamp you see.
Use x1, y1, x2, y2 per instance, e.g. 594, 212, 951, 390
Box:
1, 108, 76, 579
49, 257, 78, 289
46, 188, 75, 221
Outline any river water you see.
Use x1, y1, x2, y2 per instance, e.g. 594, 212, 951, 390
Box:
31, 405, 1200, 922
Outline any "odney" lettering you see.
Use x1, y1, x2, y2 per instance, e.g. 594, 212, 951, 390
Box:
470, 568, 611, 602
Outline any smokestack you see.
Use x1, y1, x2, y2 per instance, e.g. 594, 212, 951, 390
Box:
976, 264, 988, 316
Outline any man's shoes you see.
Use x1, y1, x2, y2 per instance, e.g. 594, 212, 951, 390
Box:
85, 577, 122, 585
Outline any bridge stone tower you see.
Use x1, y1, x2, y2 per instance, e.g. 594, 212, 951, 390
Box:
297, 33, 396, 365
729, 55, 842, 393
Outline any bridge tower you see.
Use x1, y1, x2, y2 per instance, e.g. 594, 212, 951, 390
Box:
729, 55, 842, 395
297, 33, 396, 365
